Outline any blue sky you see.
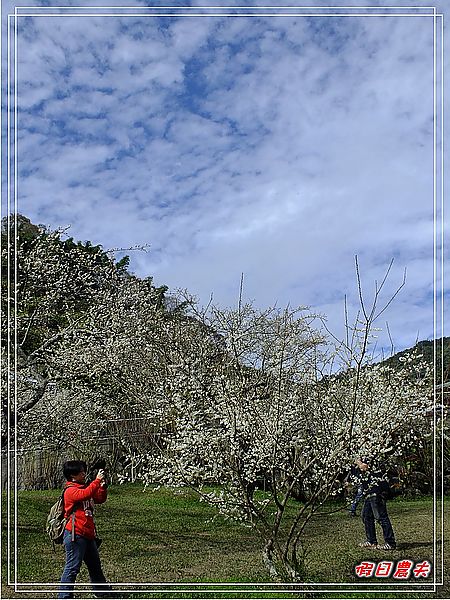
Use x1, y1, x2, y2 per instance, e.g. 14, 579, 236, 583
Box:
3, 1, 447, 354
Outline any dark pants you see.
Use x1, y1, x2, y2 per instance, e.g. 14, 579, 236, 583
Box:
361, 495, 396, 547
58, 530, 110, 599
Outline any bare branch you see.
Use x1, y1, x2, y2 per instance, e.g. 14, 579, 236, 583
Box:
238, 272, 244, 316
106, 243, 151, 254
373, 266, 407, 321
386, 321, 395, 356
344, 294, 349, 349
355, 255, 368, 321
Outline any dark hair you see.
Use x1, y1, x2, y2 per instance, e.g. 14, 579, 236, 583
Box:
63, 460, 87, 481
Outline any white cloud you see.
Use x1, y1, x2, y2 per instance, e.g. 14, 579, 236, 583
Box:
11, 7, 443, 351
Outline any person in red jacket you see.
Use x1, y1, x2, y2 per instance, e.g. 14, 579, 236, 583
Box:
58, 460, 111, 599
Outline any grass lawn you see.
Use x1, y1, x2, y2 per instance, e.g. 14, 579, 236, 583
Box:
2, 484, 448, 598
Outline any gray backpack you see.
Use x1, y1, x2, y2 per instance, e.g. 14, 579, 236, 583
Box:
46, 488, 76, 546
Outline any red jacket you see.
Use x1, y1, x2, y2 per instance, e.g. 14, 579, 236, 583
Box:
63, 479, 107, 539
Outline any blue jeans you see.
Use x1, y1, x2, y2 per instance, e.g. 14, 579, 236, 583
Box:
58, 530, 110, 598
361, 494, 396, 547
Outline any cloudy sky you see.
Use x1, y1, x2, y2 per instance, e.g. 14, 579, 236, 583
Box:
3, 1, 447, 354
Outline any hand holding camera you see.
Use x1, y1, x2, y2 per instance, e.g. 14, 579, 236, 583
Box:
87, 458, 108, 487
96, 469, 106, 486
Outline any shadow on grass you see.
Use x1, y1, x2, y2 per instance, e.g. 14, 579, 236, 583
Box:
397, 541, 433, 550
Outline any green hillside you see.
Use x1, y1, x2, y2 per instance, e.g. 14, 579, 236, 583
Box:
383, 337, 450, 384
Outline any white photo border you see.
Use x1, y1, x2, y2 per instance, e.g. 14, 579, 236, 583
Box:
2, 2, 444, 597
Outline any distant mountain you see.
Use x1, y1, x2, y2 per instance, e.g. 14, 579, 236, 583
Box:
383, 337, 450, 384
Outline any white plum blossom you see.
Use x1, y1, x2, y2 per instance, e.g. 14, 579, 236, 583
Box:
123, 293, 433, 580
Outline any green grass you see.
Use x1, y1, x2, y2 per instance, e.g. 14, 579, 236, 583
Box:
2, 485, 448, 599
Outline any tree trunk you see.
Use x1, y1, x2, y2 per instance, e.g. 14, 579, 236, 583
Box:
262, 539, 279, 579
262, 539, 303, 582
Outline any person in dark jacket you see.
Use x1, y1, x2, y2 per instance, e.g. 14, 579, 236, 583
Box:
346, 463, 364, 517
58, 460, 111, 599
356, 457, 397, 551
